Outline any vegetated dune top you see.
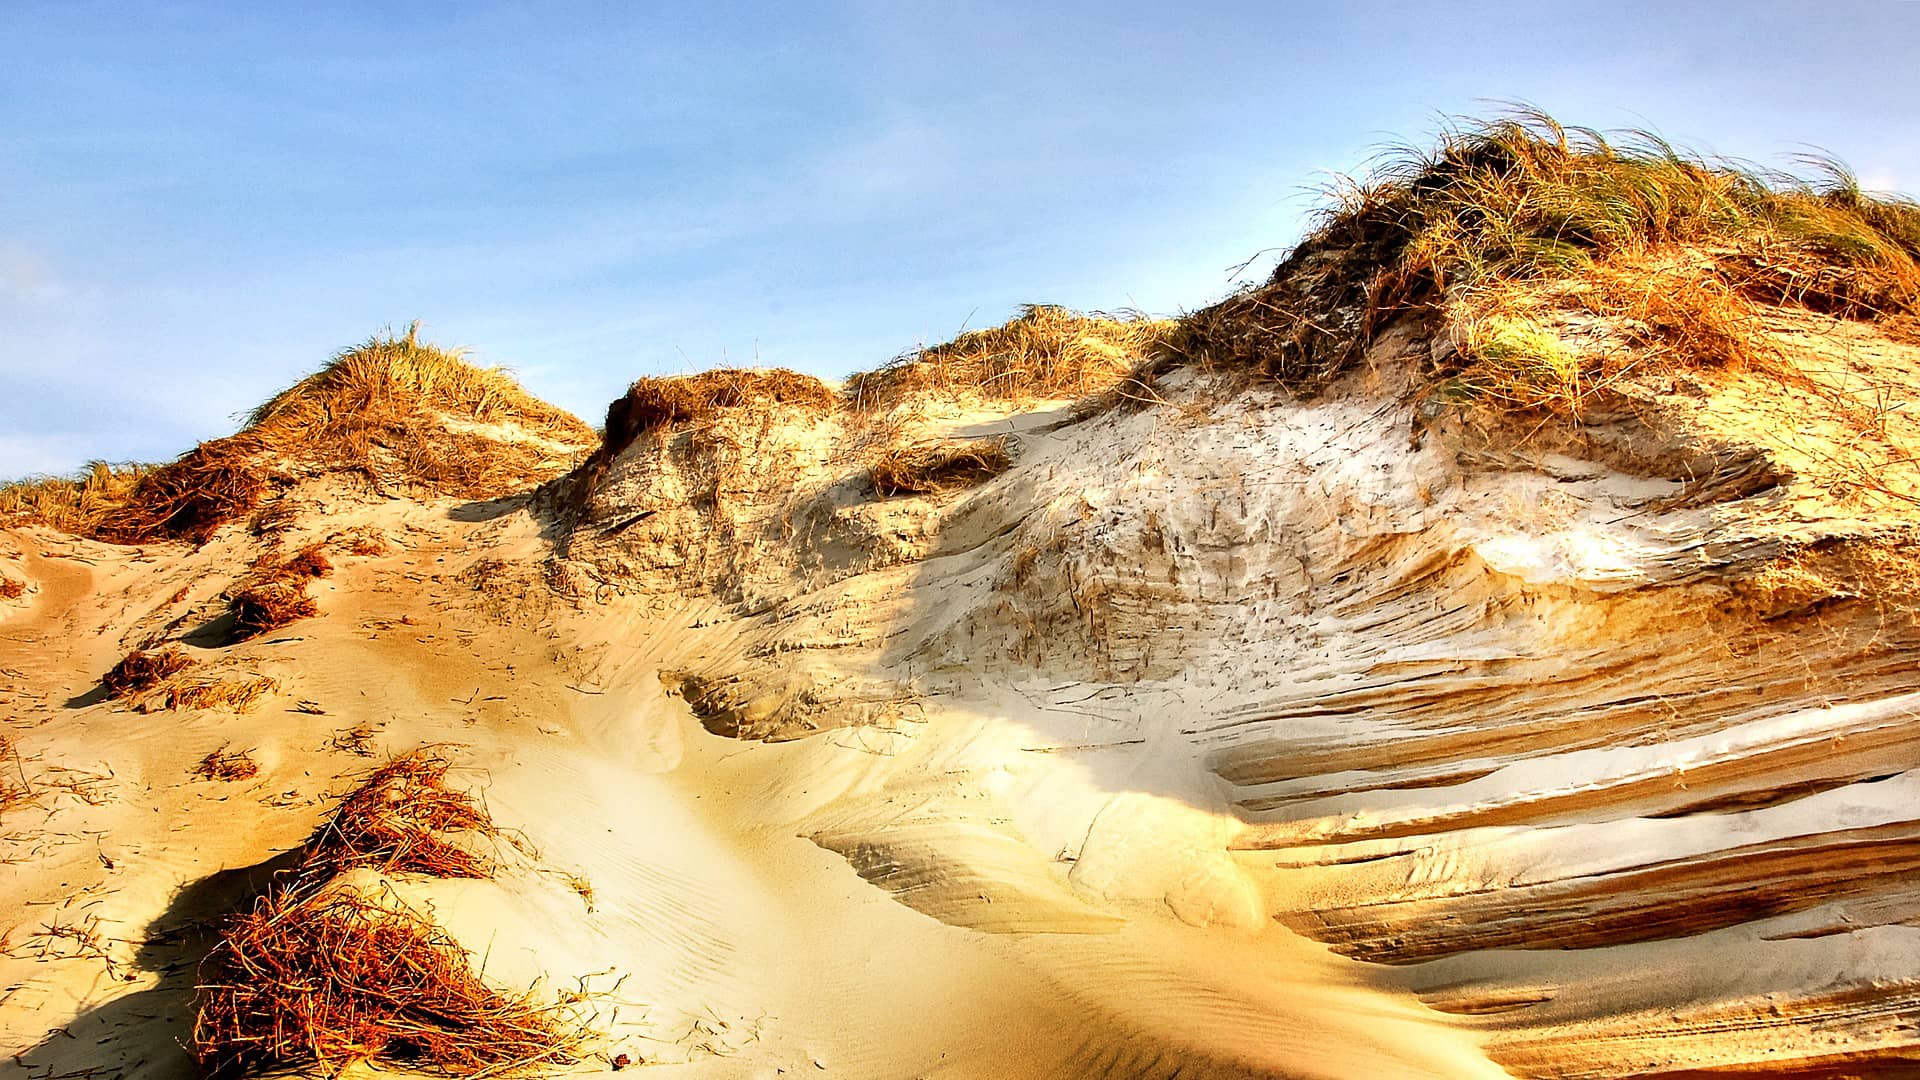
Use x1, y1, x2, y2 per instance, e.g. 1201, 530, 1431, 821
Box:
6, 111, 1920, 1080
0, 327, 597, 544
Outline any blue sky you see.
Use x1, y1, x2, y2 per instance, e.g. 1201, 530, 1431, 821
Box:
4, 1, 1918, 478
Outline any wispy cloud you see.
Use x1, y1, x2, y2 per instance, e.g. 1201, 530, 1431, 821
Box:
0, 244, 67, 304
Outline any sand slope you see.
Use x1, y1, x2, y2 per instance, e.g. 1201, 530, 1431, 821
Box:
6, 309, 1920, 1078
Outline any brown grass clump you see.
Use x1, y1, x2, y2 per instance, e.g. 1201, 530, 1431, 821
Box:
276, 544, 333, 581
1, 326, 594, 545
194, 886, 586, 1079
847, 305, 1173, 409
159, 676, 280, 713
1167, 108, 1920, 413
229, 583, 318, 641
225, 543, 333, 642
0, 461, 151, 537
102, 646, 196, 698
0, 576, 24, 600
193, 747, 261, 782
599, 369, 838, 459
870, 438, 1013, 496
302, 750, 505, 880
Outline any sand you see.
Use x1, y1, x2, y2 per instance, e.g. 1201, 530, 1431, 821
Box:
5, 310, 1920, 1078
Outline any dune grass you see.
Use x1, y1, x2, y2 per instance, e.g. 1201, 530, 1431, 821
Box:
300, 750, 508, 881
600, 369, 838, 456
195, 886, 585, 1079
102, 647, 196, 698
1, 326, 593, 545
225, 543, 333, 642
869, 438, 1013, 497
847, 304, 1174, 410
1169, 108, 1920, 412
195, 748, 584, 1077
159, 676, 280, 713
0, 462, 152, 537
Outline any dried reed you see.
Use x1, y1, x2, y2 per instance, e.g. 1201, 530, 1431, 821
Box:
195, 886, 586, 1079
102, 646, 196, 698
301, 750, 505, 881
869, 438, 1013, 496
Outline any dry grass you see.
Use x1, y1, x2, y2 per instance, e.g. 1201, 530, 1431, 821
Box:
1, 326, 593, 545
226, 543, 333, 642
0, 577, 24, 600
229, 583, 318, 641
194, 886, 587, 1079
1, 736, 31, 814
1167, 108, 1920, 413
0, 461, 151, 537
328, 526, 390, 557
302, 750, 507, 881
599, 369, 837, 458
847, 305, 1173, 409
160, 676, 280, 713
193, 747, 261, 782
102, 646, 196, 698
195, 745, 583, 1076
327, 722, 381, 757
572, 368, 838, 500
869, 438, 1013, 496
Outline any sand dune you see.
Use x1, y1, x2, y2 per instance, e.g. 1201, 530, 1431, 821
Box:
7, 118, 1920, 1078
